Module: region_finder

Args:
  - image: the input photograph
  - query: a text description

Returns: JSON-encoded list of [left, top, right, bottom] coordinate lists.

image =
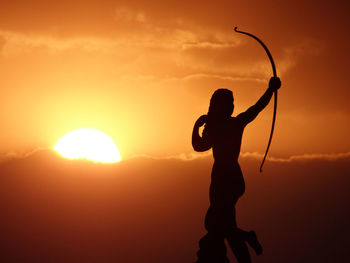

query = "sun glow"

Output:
[[54, 128, 121, 163]]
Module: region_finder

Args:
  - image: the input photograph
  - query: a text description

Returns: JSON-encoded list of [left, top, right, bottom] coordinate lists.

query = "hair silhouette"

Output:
[[192, 77, 281, 262], [208, 89, 234, 118]]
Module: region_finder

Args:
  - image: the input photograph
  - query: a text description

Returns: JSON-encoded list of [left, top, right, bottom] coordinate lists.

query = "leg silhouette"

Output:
[[227, 232, 251, 263], [196, 233, 229, 263]]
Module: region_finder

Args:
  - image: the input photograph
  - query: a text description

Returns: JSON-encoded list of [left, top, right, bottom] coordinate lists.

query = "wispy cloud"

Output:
[[0, 25, 313, 81], [241, 151, 350, 162], [0, 30, 119, 55], [128, 152, 212, 161], [127, 151, 350, 163], [114, 7, 147, 23], [0, 147, 47, 163], [3, 148, 349, 165], [177, 73, 265, 83], [0, 27, 240, 55]]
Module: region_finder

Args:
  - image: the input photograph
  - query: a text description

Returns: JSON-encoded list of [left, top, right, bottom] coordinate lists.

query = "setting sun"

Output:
[[54, 128, 121, 163]]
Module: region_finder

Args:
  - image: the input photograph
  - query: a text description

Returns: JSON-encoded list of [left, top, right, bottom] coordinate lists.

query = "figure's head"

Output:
[[208, 89, 234, 118]]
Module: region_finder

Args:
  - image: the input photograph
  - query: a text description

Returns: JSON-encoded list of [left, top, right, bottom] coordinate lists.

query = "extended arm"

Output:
[[192, 115, 211, 152], [238, 77, 281, 125]]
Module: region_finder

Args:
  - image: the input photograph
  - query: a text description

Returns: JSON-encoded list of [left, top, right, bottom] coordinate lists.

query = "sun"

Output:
[[54, 128, 121, 163]]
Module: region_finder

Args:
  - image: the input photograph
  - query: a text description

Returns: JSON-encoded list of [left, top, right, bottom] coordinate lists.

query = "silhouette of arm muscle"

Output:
[[192, 115, 211, 152], [238, 77, 281, 125]]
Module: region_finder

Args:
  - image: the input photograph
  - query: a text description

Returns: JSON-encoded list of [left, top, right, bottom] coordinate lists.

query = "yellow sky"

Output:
[[0, 0, 349, 159]]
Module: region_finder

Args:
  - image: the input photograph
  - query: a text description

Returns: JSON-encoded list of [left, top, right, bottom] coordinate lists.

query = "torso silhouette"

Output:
[[203, 115, 248, 210], [207, 116, 245, 163]]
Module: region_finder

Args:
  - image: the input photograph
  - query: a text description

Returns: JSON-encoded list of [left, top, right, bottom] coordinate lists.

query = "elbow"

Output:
[[192, 145, 205, 152], [192, 142, 211, 152], [192, 134, 211, 152], [191, 137, 200, 151], [192, 142, 202, 152]]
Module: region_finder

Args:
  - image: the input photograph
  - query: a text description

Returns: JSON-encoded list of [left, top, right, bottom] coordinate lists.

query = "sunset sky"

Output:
[[1, 0, 349, 159], [0, 1, 349, 262]]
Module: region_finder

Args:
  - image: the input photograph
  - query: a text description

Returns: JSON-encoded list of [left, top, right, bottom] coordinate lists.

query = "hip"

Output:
[[210, 162, 246, 203]]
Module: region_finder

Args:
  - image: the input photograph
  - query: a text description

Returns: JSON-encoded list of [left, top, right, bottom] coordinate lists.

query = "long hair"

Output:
[[203, 89, 234, 140]]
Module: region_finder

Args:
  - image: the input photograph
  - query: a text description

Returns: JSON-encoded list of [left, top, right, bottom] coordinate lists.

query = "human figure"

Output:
[[193, 77, 281, 263]]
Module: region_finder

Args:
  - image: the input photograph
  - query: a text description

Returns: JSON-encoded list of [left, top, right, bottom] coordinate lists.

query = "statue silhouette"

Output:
[[192, 77, 281, 263]]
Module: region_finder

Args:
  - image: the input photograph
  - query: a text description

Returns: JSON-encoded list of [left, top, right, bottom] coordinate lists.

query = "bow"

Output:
[[234, 27, 278, 172]]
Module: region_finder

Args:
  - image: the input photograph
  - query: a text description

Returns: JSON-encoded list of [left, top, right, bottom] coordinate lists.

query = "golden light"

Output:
[[54, 128, 121, 163]]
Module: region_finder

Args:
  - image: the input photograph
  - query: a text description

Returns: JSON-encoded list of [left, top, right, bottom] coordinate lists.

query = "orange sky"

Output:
[[0, 0, 349, 159], [1, 2, 350, 262]]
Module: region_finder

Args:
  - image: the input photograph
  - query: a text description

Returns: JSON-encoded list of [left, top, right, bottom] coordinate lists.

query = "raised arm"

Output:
[[192, 115, 211, 152], [237, 77, 281, 125]]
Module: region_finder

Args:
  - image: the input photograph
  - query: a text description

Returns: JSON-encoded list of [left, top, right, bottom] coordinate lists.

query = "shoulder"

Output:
[[232, 114, 243, 122], [232, 114, 246, 127]]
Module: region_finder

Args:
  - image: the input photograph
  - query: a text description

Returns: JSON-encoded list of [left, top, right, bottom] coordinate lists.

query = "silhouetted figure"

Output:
[[193, 77, 281, 263]]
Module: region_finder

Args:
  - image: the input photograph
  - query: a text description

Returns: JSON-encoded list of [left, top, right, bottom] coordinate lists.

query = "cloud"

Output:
[[241, 151, 350, 162], [114, 7, 147, 23], [0, 147, 46, 164], [171, 73, 266, 83], [0, 23, 312, 81], [130, 151, 212, 161], [275, 152, 350, 162], [0, 30, 119, 55], [139, 151, 350, 163], [125, 150, 350, 165], [2, 148, 350, 165], [0, 28, 237, 55], [277, 38, 325, 75]]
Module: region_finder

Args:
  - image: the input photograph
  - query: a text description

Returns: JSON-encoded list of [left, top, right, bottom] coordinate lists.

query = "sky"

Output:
[[0, 0, 349, 159], [0, 0, 350, 262]]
